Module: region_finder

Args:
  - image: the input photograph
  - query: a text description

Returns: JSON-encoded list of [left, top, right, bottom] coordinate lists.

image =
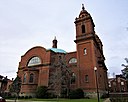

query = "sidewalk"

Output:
[[103, 98, 111, 102], [6, 100, 53, 102]]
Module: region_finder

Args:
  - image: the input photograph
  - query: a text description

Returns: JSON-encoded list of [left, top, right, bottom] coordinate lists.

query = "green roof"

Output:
[[47, 48, 66, 54]]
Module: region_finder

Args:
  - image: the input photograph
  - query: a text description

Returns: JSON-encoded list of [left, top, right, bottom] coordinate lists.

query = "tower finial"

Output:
[[52, 36, 57, 48], [54, 36, 56, 40], [82, 4, 85, 10]]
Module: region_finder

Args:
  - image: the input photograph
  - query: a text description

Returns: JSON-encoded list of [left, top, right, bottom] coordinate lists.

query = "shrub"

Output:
[[85, 96, 90, 99], [69, 88, 84, 99], [101, 93, 109, 99], [20, 96, 24, 99], [61, 88, 68, 98], [36, 86, 49, 98], [24, 96, 29, 99], [28, 96, 32, 99]]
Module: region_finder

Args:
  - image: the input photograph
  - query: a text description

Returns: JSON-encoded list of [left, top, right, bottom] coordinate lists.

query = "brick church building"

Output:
[[17, 5, 108, 97]]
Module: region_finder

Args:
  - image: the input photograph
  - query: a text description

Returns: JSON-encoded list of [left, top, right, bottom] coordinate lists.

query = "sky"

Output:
[[0, 0, 128, 79]]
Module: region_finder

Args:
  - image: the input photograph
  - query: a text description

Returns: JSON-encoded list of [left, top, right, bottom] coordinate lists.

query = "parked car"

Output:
[[0, 96, 6, 102]]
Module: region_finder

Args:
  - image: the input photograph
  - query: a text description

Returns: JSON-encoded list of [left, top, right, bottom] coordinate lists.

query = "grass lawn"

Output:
[[7, 98, 105, 102], [33, 98, 105, 102]]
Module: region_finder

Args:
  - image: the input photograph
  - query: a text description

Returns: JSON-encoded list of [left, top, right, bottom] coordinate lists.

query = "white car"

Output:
[[0, 96, 6, 102]]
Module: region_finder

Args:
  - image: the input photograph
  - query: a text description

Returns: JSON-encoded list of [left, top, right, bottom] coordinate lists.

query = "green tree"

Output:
[[9, 76, 21, 102], [36, 86, 49, 98], [121, 58, 128, 80]]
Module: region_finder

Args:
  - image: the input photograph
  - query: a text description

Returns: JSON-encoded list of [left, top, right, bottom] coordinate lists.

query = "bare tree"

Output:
[[48, 54, 72, 98]]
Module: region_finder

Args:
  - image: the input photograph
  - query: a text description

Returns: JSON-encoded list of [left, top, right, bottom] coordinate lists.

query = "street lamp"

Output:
[[94, 67, 100, 102]]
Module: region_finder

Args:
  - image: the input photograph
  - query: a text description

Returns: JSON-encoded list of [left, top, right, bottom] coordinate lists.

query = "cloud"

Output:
[[0, 0, 128, 78]]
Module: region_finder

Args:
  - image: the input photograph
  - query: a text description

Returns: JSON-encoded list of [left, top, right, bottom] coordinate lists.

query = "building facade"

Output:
[[0, 75, 11, 96], [0, 76, 8, 95], [17, 5, 108, 97], [109, 75, 127, 92]]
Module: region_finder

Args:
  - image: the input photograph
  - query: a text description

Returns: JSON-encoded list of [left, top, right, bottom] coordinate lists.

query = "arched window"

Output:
[[23, 73, 27, 83], [84, 48, 87, 55], [69, 58, 77, 64], [81, 25, 85, 33], [71, 72, 76, 84], [85, 75, 89, 82], [28, 56, 41, 66], [29, 73, 34, 83]]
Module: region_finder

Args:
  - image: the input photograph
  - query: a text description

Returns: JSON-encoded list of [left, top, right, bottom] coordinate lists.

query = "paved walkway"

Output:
[[103, 98, 111, 102], [6, 100, 53, 102], [7, 99, 111, 102]]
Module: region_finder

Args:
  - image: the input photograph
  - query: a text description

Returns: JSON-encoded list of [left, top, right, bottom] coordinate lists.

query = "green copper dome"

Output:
[[47, 48, 66, 54]]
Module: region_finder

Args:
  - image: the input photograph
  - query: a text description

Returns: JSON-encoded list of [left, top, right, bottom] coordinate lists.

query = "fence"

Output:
[[109, 92, 128, 102]]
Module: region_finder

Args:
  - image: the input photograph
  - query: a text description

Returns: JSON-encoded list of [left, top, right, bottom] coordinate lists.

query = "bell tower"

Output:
[[74, 4, 108, 95], [75, 4, 95, 39]]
